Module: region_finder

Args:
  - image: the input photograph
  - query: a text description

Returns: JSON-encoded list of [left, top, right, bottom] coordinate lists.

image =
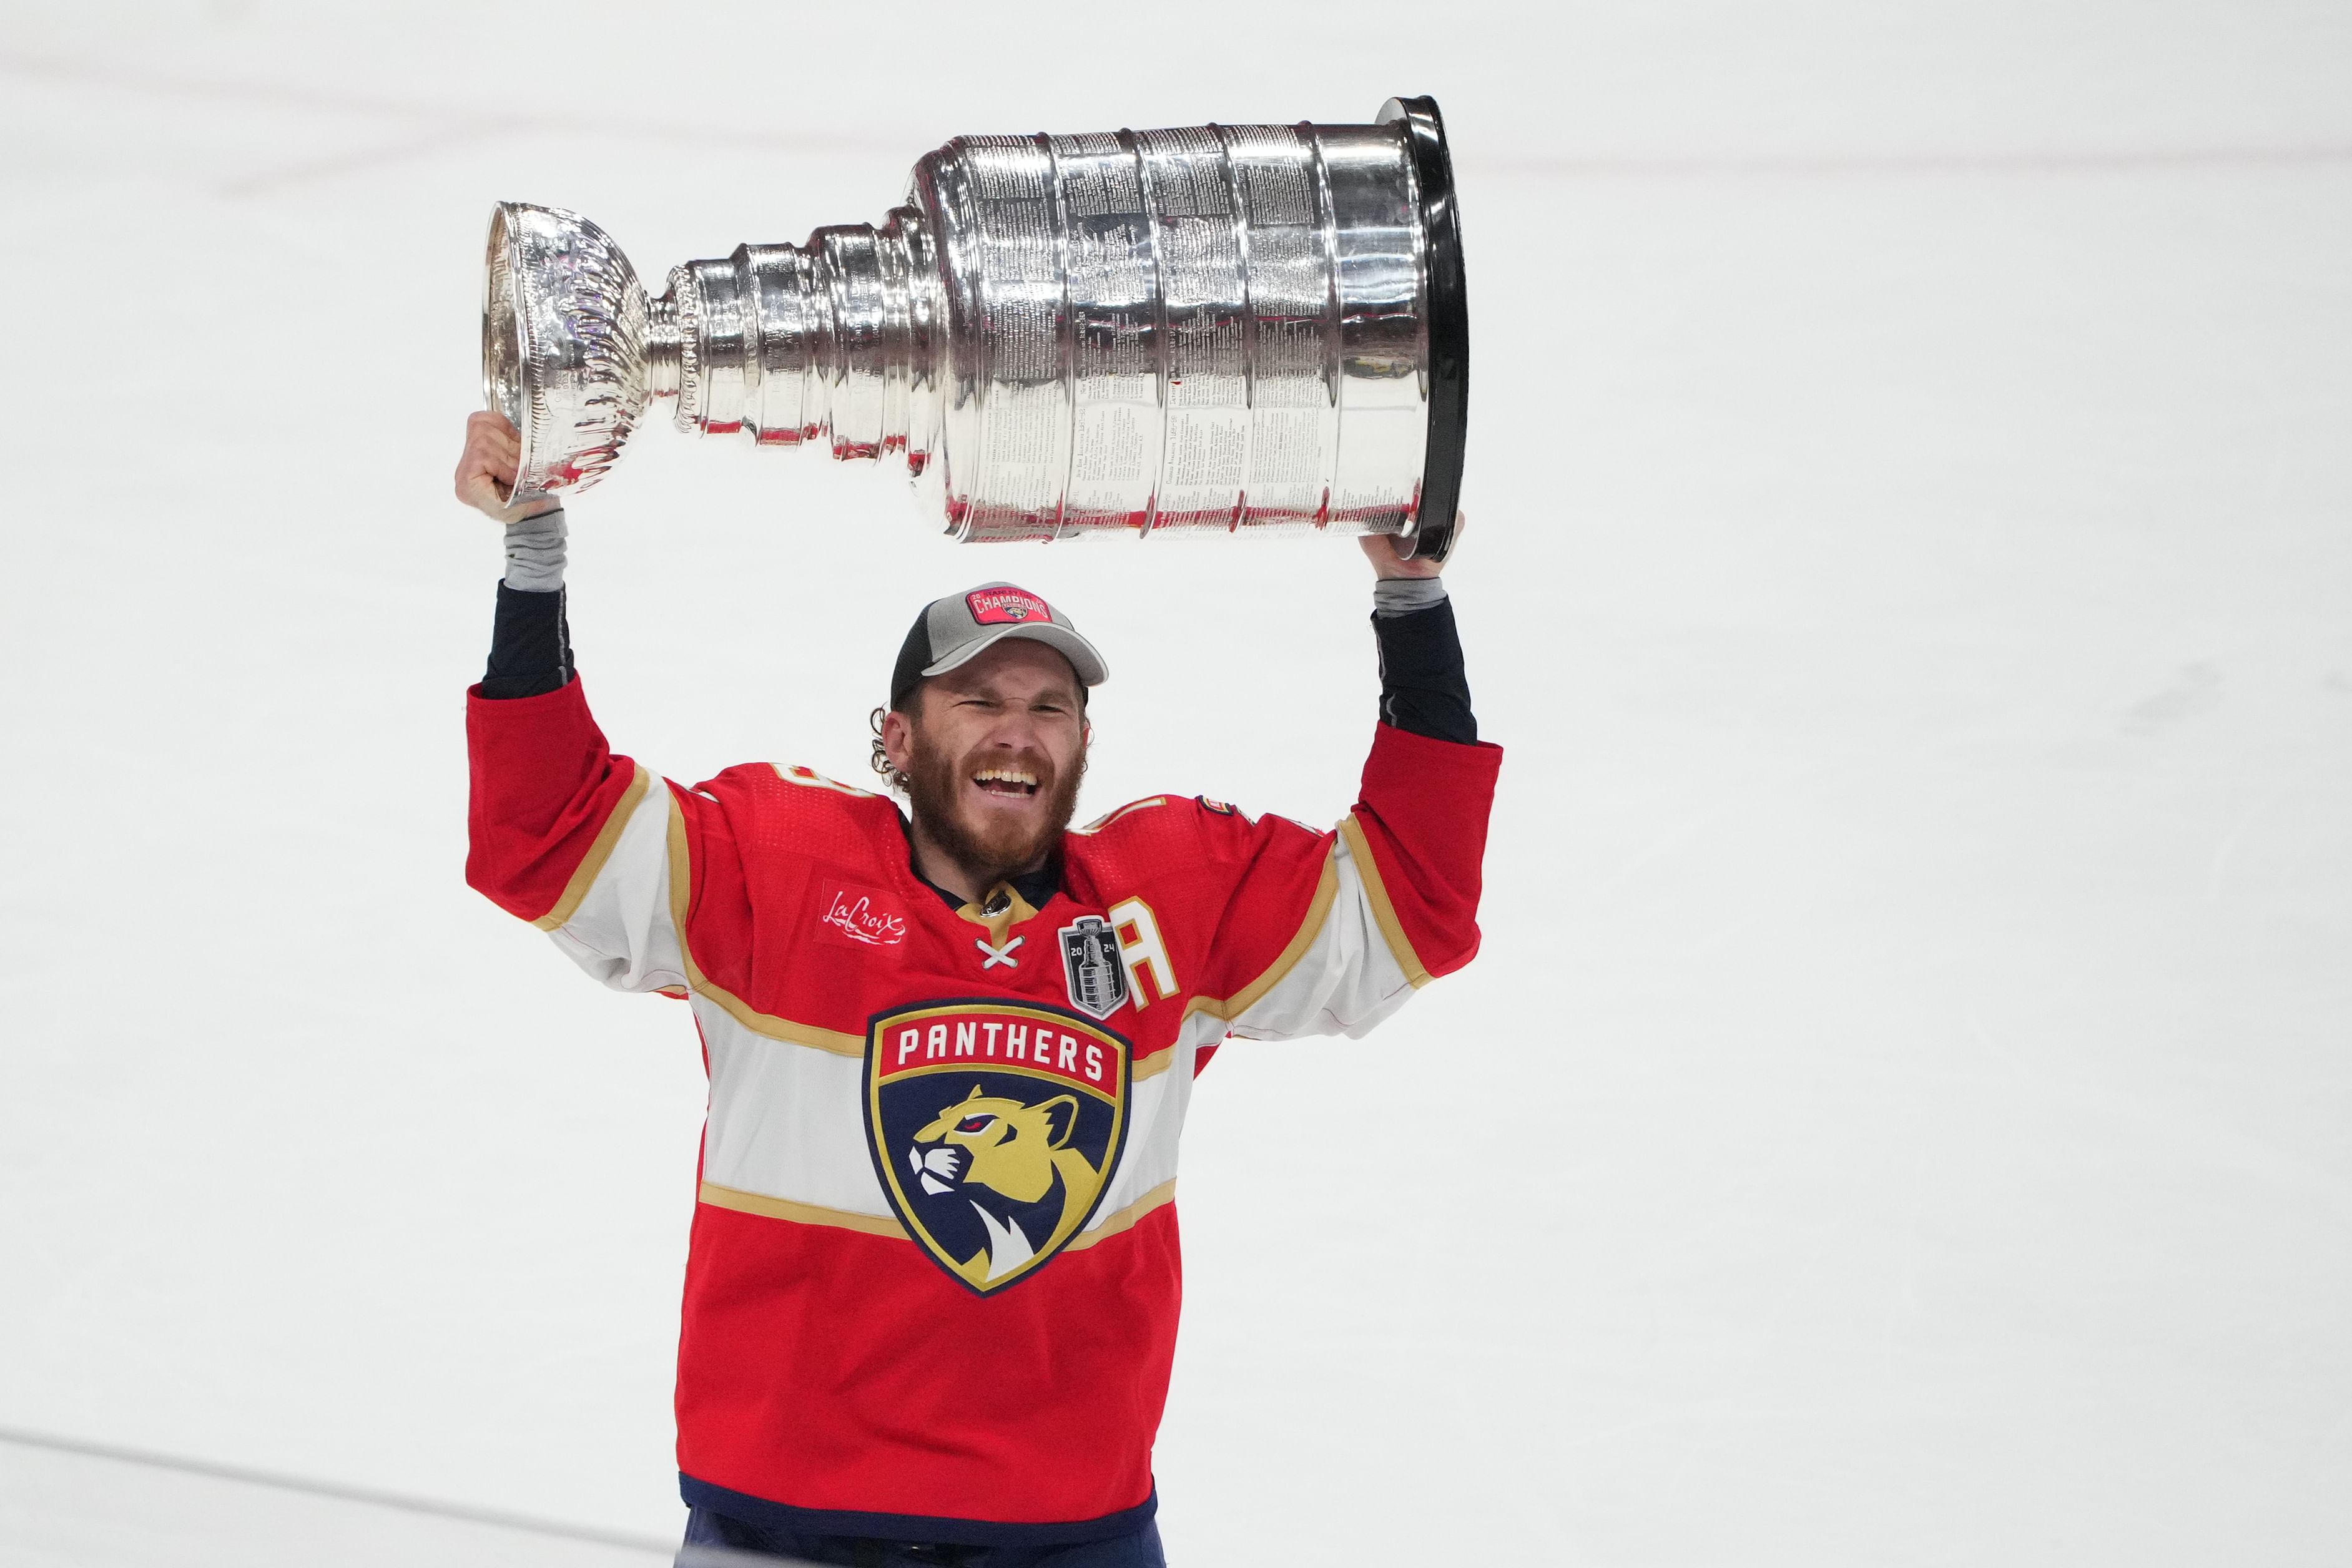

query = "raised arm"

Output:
[[454, 411, 692, 995], [1193, 522, 1501, 1043], [1344, 522, 1493, 979]]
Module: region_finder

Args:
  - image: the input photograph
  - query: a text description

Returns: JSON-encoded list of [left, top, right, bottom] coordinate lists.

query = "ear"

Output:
[[882, 702, 919, 777], [1037, 1095, 1080, 1149]]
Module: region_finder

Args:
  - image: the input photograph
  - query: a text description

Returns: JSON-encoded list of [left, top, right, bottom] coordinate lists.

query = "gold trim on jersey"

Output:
[[1184, 848, 1343, 1023], [664, 798, 868, 1058], [1071, 797, 1168, 835], [1338, 814, 1432, 989], [697, 1182, 908, 1238], [695, 1181, 1173, 1251], [768, 762, 879, 798], [1063, 1178, 1176, 1252], [532, 763, 654, 932]]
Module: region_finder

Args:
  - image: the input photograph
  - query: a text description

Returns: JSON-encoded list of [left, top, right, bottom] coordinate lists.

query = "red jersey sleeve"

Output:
[[466, 676, 723, 995], [1168, 723, 1500, 1042], [466, 677, 643, 925], [1338, 723, 1503, 984]]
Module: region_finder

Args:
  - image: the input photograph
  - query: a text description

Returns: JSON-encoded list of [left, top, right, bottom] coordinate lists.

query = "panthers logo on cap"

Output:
[[865, 1001, 1130, 1295]]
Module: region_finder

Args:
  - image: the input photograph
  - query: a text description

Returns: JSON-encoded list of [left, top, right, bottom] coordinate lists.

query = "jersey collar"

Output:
[[893, 810, 1064, 921]]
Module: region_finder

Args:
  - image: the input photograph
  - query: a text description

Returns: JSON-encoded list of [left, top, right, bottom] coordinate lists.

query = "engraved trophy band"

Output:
[[483, 95, 1466, 557]]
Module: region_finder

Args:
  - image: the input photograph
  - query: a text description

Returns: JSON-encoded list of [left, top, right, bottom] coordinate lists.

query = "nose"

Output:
[[980, 707, 1046, 754]]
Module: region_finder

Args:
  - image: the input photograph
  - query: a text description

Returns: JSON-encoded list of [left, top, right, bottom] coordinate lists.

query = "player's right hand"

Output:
[[455, 410, 564, 523]]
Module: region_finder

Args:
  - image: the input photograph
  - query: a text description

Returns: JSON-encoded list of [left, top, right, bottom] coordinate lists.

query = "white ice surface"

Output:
[[1, 2, 2348, 1564], [0, 1429, 674, 1567]]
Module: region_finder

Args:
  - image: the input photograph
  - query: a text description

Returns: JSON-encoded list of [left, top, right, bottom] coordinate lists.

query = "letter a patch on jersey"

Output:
[[865, 1001, 1131, 1295]]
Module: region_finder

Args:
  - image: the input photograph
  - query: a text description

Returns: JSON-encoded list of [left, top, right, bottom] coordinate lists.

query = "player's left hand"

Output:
[[1359, 511, 1462, 579]]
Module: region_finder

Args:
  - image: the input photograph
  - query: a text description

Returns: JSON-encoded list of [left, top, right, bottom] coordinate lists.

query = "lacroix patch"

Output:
[[967, 587, 1051, 626], [816, 881, 908, 948]]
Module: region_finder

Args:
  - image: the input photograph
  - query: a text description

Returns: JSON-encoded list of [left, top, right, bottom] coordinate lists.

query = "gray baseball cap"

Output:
[[889, 583, 1109, 708]]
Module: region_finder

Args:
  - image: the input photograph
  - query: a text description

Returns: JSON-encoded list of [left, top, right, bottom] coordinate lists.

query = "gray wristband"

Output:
[[1372, 574, 1447, 618], [501, 507, 568, 593]]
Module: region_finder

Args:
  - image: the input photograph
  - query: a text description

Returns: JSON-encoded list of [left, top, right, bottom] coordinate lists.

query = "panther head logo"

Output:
[[907, 1086, 1099, 1282], [866, 1002, 1130, 1294]]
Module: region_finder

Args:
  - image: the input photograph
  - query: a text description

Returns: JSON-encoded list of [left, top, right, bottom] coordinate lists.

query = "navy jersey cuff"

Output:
[[1373, 597, 1476, 744], [480, 580, 573, 700]]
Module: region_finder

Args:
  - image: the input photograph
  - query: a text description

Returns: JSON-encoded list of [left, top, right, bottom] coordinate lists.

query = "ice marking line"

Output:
[[2205, 775, 2299, 902], [12, 52, 2345, 182], [0, 1423, 672, 1552], [0, 50, 899, 157], [217, 124, 503, 198]]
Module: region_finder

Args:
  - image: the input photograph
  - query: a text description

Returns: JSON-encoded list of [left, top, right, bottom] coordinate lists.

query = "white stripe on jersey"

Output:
[[545, 776, 686, 995], [537, 790, 1417, 1244], [698, 997, 1199, 1229], [1221, 831, 1415, 1042]]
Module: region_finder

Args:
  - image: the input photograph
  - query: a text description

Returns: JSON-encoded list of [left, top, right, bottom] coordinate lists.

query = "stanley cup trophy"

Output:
[[483, 96, 1467, 558]]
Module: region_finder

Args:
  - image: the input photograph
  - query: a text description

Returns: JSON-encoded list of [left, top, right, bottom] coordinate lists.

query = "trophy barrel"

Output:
[[913, 97, 1467, 556]]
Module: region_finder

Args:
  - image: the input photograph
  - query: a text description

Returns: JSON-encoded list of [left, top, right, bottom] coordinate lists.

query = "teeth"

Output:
[[973, 768, 1038, 787]]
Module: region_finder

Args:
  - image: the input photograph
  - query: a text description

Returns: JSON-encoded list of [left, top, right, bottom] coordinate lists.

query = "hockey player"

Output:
[[455, 410, 1500, 1566]]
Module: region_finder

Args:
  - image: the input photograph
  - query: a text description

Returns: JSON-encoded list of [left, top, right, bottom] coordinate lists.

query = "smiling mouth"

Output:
[[971, 767, 1040, 801]]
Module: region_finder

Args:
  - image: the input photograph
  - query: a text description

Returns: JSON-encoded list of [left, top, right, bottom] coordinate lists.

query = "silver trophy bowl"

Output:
[[484, 96, 1466, 557]]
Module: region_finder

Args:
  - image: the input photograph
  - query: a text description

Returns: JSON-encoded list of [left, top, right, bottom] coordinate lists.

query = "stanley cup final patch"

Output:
[[1058, 914, 1128, 1021], [865, 1001, 1131, 1295]]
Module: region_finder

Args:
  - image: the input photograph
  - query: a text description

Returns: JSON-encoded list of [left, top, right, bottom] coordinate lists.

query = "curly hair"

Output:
[[868, 705, 910, 795]]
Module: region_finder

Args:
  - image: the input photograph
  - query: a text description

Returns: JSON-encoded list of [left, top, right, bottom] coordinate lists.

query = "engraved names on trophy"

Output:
[[1224, 123, 1337, 531], [1059, 132, 1158, 531], [961, 138, 1066, 542]]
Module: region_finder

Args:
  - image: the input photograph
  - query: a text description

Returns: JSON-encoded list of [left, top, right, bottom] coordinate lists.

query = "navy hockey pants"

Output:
[[677, 1507, 1168, 1567]]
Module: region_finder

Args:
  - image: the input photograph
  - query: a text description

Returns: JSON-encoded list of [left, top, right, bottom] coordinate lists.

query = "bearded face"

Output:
[[890, 640, 1091, 894], [903, 720, 1086, 888]]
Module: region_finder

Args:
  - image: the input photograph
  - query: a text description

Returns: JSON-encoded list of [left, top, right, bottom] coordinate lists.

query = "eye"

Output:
[[956, 1115, 994, 1134]]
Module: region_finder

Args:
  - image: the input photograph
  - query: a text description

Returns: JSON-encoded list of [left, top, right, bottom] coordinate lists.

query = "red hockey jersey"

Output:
[[466, 676, 1500, 1545]]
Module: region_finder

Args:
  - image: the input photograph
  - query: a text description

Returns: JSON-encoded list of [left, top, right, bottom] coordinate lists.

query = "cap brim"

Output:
[[922, 622, 1108, 688]]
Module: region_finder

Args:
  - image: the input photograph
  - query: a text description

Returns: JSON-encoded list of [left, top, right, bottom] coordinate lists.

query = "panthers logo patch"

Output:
[[865, 1001, 1130, 1295]]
